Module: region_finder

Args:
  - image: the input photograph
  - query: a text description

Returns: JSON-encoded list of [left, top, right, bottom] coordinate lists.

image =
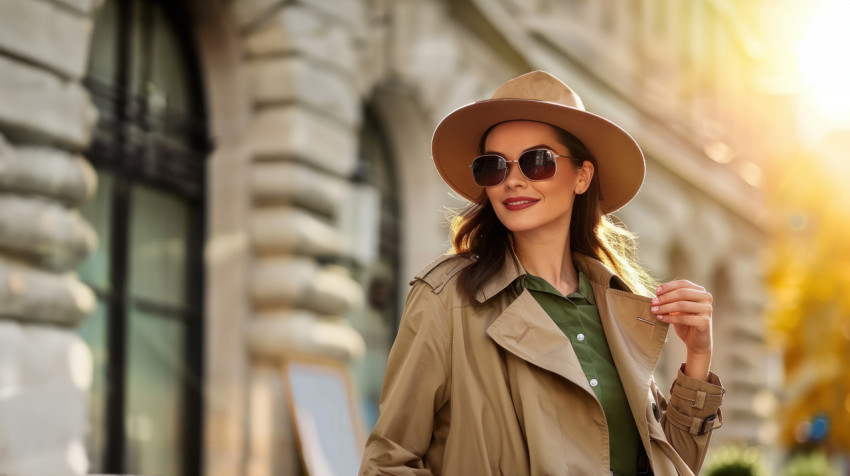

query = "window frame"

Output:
[[80, 0, 209, 473]]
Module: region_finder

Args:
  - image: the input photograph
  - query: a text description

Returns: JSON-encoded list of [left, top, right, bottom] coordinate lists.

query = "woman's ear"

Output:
[[577, 160, 594, 193]]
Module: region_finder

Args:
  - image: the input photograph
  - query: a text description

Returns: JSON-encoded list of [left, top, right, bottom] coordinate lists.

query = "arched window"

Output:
[[76, 0, 209, 474], [348, 107, 403, 428]]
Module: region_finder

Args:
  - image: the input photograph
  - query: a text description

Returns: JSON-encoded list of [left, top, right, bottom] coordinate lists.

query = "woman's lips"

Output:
[[503, 197, 540, 211]]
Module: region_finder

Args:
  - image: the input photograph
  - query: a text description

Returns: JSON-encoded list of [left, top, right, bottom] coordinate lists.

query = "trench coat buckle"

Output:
[[697, 413, 719, 435]]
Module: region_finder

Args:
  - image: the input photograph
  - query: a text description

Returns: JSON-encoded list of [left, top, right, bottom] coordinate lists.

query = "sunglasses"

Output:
[[469, 149, 573, 187]]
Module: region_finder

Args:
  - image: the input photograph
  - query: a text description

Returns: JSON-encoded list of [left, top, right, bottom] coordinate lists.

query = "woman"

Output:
[[359, 71, 724, 476]]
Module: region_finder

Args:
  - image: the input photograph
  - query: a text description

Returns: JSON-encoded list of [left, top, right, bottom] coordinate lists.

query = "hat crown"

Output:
[[489, 70, 585, 110]]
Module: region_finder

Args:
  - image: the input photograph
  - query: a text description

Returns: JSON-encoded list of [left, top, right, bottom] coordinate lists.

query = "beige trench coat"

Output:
[[360, 251, 724, 476]]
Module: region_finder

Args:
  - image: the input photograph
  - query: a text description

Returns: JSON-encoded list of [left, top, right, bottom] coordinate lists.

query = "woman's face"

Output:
[[482, 121, 593, 236]]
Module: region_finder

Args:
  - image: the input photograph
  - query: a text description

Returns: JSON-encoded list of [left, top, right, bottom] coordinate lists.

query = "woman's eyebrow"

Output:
[[483, 144, 554, 155]]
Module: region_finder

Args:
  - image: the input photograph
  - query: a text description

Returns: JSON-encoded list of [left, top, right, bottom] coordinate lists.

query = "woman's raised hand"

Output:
[[650, 280, 713, 381]]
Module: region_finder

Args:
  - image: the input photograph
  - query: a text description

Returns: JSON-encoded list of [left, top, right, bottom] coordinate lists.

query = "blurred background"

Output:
[[0, 0, 848, 474]]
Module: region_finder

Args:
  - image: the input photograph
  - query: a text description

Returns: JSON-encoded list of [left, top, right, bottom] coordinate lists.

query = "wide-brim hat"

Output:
[[431, 70, 645, 214]]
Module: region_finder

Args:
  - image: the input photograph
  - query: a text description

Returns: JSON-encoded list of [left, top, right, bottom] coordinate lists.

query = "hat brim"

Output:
[[431, 98, 645, 214]]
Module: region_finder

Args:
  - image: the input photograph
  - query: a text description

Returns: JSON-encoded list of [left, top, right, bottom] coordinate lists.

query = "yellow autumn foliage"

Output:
[[765, 130, 850, 450]]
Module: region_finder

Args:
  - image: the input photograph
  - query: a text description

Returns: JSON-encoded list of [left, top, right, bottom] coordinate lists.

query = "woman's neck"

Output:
[[512, 226, 579, 295]]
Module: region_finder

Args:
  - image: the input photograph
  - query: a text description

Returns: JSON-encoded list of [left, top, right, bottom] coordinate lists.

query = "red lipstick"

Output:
[[503, 196, 540, 211]]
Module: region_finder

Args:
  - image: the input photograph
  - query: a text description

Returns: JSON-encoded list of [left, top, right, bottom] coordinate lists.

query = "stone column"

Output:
[[0, 0, 100, 474], [232, 1, 368, 474], [714, 249, 774, 446]]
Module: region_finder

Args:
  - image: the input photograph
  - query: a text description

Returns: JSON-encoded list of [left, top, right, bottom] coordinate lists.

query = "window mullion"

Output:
[[103, 0, 134, 471]]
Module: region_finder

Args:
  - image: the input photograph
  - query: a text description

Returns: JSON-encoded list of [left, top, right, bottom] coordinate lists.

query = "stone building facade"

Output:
[[0, 0, 784, 474]]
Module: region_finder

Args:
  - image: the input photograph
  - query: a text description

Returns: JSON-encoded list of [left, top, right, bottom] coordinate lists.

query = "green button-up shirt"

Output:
[[521, 270, 641, 475]]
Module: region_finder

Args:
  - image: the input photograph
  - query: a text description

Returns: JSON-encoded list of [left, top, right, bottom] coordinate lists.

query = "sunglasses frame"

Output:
[[469, 149, 573, 187]]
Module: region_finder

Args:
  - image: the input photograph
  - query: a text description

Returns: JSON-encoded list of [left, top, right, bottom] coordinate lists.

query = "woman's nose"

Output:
[[503, 162, 527, 188]]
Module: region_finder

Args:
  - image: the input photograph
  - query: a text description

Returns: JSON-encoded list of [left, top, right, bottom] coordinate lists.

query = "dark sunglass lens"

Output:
[[519, 150, 557, 180], [471, 155, 507, 186]]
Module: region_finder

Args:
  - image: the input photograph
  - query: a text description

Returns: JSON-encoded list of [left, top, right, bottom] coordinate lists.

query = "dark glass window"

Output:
[[348, 108, 402, 429], [77, 0, 208, 474]]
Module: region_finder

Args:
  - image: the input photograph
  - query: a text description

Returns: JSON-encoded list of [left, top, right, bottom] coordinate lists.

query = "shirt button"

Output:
[[590, 378, 598, 387], [576, 333, 585, 342]]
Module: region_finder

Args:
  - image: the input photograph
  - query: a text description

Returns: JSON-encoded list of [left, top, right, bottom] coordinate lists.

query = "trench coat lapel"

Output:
[[486, 288, 596, 396], [478, 251, 670, 456], [579, 253, 669, 462]]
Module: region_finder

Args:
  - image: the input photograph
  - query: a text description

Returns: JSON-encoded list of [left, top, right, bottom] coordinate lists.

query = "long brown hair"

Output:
[[449, 122, 659, 300]]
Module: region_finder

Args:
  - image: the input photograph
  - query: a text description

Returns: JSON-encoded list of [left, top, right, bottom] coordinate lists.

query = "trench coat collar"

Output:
[[474, 249, 634, 303], [481, 249, 670, 458]]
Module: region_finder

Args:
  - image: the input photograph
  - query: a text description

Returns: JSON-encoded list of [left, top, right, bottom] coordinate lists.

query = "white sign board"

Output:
[[282, 359, 366, 476]]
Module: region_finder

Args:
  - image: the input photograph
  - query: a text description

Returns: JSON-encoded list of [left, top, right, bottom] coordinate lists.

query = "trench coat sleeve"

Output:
[[653, 363, 725, 474], [359, 281, 452, 476]]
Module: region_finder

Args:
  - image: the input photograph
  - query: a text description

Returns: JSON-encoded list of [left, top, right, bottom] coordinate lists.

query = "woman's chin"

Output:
[[501, 219, 544, 234], [499, 213, 570, 236]]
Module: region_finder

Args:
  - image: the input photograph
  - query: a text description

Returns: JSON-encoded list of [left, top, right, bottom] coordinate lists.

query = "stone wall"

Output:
[[0, 0, 101, 474], [231, 1, 370, 474]]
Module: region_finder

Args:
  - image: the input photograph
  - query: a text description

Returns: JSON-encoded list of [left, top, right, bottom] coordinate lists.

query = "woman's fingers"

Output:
[[651, 281, 713, 316], [654, 286, 711, 304], [656, 279, 705, 295], [650, 299, 711, 316], [654, 280, 715, 355]]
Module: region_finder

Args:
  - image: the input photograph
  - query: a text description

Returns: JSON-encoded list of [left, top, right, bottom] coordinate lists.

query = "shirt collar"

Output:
[[577, 269, 595, 303], [521, 270, 596, 305]]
